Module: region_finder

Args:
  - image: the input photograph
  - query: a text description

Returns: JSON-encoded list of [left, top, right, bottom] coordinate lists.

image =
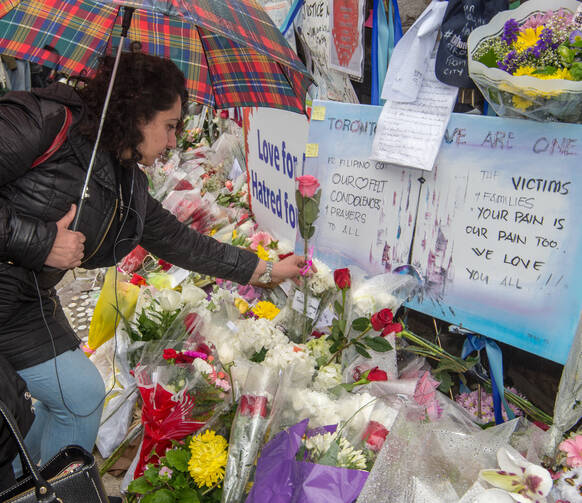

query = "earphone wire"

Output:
[[34, 166, 137, 418]]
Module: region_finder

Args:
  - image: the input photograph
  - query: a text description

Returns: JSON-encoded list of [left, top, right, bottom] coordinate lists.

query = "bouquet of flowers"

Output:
[[246, 419, 369, 503], [127, 429, 229, 503], [221, 364, 279, 503], [468, 0, 582, 122]]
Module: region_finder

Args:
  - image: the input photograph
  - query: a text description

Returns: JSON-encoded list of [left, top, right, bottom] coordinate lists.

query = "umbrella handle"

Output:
[[72, 7, 135, 231]]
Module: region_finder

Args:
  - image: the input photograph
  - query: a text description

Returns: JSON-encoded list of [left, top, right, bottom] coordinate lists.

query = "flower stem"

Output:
[[325, 326, 372, 367]]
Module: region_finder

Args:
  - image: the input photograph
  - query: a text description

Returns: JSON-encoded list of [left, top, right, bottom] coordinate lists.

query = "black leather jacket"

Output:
[[0, 84, 258, 369]]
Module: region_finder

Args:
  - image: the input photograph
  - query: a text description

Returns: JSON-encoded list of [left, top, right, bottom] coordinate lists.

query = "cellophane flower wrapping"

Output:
[[221, 364, 280, 503], [356, 397, 541, 503], [280, 259, 336, 343], [468, 0, 582, 123], [247, 419, 369, 503], [131, 305, 231, 479]]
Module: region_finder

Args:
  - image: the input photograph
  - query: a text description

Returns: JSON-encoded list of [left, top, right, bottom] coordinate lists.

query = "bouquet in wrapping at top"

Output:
[[221, 364, 279, 503], [468, 0, 582, 122]]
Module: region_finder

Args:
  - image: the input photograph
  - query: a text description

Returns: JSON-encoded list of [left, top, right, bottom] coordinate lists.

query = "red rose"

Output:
[[333, 268, 351, 290], [296, 175, 320, 198], [174, 179, 193, 191], [367, 367, 388, 382], [370, 308, 394, 331], [184, 313, 201, 335], [311, 330, 325, 339], [130, 274, 147, 286], [163, 348, 178, 361], [225, 180, 233, 191], [278, 252, 294, 261], [158, 259, 173, 271], [220, 110, 229, 119], [362, 420, 389, 452], [381, 322, 402, 336], [239, 394, 268, 418], [195, 343, 212, 356]]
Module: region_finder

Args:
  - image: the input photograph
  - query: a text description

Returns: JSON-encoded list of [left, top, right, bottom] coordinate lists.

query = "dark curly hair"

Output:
[[78, 51, 188, 166]]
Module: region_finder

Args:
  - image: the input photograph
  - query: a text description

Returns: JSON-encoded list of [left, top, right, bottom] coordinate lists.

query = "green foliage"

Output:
[[166, 449, 190, 472], [363, 336, 393, 352], [477, 48, 499, 68], [250, 347, 268, 363], [317, 439, 340, 467], [351, 317, 370, 332], [571, 62, 582, 81], [124, 301, 181, 343]]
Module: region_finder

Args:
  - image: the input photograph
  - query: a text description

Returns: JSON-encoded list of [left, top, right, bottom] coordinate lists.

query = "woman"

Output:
[[0, 52, 306, 466]]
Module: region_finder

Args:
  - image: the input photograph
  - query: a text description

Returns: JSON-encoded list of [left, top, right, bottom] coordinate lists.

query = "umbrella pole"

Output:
[[72, 6, 135, 231]]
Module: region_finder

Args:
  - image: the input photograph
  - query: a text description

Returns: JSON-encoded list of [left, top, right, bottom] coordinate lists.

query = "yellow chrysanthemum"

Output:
[[513, 26, 543, 52], [512, 94, 533, 110], [513, 66, 536, 77], [535, 68, 573, 80], [232, 229, 238, 240], [188, 430, 228, 488], [252, 301, 280, 320], [209, 228, 217, 236], [256, 245, 270, 261], [234, 298, 249, 314]]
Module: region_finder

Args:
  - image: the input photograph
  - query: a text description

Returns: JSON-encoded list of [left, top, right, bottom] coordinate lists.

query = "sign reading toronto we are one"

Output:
[[303, 100, 582, 364]]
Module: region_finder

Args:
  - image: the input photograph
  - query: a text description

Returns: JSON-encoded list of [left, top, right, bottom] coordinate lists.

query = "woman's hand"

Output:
[[45, 204, 86, 270], [249, 254, 316, 287]]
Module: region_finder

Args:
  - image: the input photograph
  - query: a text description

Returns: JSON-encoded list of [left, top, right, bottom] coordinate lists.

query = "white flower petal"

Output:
[[472, 488, 516, 503], [523, 464, 552, 497], [497, 446, 529, 474]]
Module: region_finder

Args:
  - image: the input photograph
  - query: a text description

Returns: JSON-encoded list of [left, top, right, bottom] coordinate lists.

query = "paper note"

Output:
[[311, 105, 326, 121], [292, 290, 320, 319], [371, 59, 458, 171], [305, 143, 319, 157]]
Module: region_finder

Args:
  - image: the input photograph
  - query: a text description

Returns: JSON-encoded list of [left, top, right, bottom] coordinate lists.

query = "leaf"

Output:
[[571, 62, 582, 80], [303, 198, 320, 224], [437, 371, 452, 394], [175, 488, 201, 503], [250, 347, 268, 363], [317, 440, 340, 466], [144, 465, 161, 485], [364, 336, 393, 352], [532, 65, 557, 75], [295, 189, 304, 207], [351, 317, 370, 331], [477, 47, 498, 68], [143, 489, 175, 503], [313, 189, 322, 204], [334, 300, 344, 316], [354, 344, 371, 359], [306, 225, 315, 239], [165, 449, 190, 472], [128, 476, 153, 495]]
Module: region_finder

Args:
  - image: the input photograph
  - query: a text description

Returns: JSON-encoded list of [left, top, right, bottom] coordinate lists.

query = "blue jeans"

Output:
[[15, 349, 105, 467]]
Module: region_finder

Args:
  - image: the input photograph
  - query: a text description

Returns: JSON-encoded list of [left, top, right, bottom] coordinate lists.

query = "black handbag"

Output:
[[0, 400, 109, 503]]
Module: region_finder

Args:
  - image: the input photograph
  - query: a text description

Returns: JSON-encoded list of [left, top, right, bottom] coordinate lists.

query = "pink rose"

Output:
[[297, 175, 320, 198]]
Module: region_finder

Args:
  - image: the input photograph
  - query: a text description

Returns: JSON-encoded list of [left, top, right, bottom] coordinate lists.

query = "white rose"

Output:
[[181, 284, 207, 306], [193, 358, 213, 375], [157, 289, 182, 311]]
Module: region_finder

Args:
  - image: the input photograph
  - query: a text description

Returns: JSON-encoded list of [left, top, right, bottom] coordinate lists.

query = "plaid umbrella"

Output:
[[0, 0, 312, 112]]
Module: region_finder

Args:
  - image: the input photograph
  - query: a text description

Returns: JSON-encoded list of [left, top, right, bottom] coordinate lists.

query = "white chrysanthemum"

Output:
[[352, 289, 399, 316], [306, 336, 333, 363], [313, 364, 342, 392], [262, 343, 316, 383], [336, 437, 367, 470], [291, 389, 339, 427], [307, 259, 335, 296], [277, 239, 294, 255], [305, 432, 336, 456], [237, 220, 255, 237], [235, 318, 288, 356]]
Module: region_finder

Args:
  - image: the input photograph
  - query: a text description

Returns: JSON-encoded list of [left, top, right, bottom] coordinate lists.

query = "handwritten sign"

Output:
[[302, 99, 582, 363], [244, 107, 309, 245], [372, 59, 458, 171]]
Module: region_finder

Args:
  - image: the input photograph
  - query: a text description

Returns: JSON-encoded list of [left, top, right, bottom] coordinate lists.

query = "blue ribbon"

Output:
[[460, 332, 515, 424], [280, 0, 304, 36], [371, 0, 380, 104]]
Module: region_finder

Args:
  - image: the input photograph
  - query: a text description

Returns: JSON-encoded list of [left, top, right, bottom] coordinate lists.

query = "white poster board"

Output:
[[244, 107, 309, 245]]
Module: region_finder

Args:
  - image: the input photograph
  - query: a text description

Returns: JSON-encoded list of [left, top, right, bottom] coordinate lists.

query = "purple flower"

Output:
[[183, 350, 208, 360], [498, 50, 518, 73], [501, 18, 520, 45], [570, 29, 582, 44], [527, 27, 555, 58]]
